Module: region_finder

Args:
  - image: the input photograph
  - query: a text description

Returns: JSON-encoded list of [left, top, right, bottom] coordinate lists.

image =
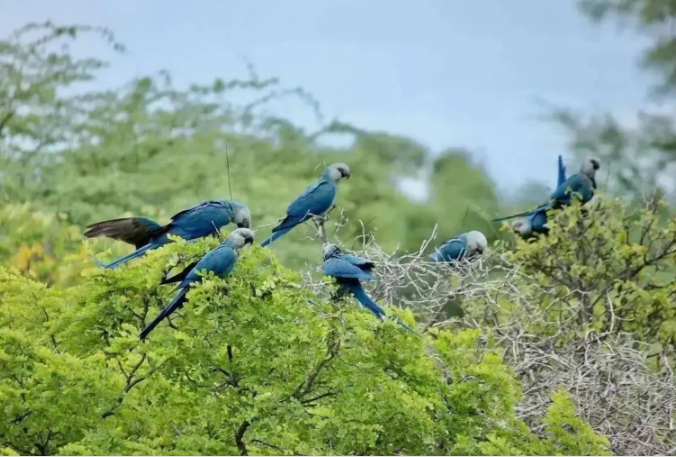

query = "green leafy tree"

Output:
[[0, 20, 619, 456], [0, 225, 609, 455], [0, 203, 87, 285], [460, 197, 676, 454]]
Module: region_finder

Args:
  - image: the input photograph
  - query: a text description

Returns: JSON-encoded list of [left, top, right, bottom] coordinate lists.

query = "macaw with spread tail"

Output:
[[139, 228, 255, 340], [261, 163, 350, 247], [85, 200, 251, 269], [429, 231, 488, 263], [495, 157, 600, 237], [513, 154, 567, 238], [322, 244, 418, 336]]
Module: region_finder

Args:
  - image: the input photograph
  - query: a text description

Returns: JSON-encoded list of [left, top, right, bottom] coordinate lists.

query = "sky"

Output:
[[0, 0, 653, 198]]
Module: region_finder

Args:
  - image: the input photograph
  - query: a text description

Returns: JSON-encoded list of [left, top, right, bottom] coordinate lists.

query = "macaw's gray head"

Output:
[[226, 228, 255, 249], [322, 243, 341, 260], [231, 201, 252, 228], [323, 163, 351, 183], [512, 219, 531, 236], [465, 230, 488, 255], [581, 157, 601, 177]]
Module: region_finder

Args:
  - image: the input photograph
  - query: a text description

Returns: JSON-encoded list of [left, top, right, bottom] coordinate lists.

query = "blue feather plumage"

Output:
[[323, 245, 419, 336], [429, 237, 468, 262], [261, 176, 337, 247], [88, 200, 248, 269], [494, 156, 595, 225], [140, 242, 239, 340]]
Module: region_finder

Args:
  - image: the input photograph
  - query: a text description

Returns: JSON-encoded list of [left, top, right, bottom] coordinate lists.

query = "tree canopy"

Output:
[[2, 10, 676, 456]]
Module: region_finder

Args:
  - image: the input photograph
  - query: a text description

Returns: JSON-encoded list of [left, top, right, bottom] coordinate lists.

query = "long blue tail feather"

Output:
[[260, 227, 292, 247], [140, 287, 188, 340], [493, 210, 534, 222], [494, 203, 551, 223], [557, 155, 566, 187], [345, 283, 420, 337], [94, 243, 158, 270], [346, 282, 387, 319]]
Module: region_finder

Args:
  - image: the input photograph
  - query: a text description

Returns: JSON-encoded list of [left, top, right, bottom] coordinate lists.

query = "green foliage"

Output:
[[537, 390, 611, 456], [492, 197, 676, 358], [0, 224, 609, 455], [0, 21, 614, 456], [477, 391, 611, 456], [458, 197, 676, 454], [0, 203, 87, 285]]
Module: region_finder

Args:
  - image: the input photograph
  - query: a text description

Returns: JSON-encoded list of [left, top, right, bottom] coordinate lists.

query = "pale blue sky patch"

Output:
[[0, 0, 651, 195]]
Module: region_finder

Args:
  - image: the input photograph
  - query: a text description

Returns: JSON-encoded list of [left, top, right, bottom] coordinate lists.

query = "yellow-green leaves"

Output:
[[0, 231, 608, 455]]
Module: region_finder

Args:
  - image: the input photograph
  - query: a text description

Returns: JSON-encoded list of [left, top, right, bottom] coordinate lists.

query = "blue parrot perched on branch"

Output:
[[260, 163, 350, 247], [429, 231, 488, 263], [139, 228, 255, 340], [85, 200, 251, 269], [494, 157, 600, 236], [512, 154, 567, 238], [322, 244, 418, 336]]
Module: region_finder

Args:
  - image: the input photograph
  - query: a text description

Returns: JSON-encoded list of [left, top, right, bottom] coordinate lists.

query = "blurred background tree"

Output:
[[0, 22, 500, 270], [542, 0, 676, 203]]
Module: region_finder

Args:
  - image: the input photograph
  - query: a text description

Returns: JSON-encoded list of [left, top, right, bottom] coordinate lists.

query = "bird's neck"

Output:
[[321, 173, 338, 184]]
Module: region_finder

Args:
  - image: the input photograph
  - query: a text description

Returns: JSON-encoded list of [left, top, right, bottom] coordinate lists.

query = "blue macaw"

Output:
[[513, 154, 568, 238], [85, 200, 251, 269], [139, 228, 255, 340], [322, 244, 418, 336], [429, 231, 488, 262], [494, 157, 600, 231], [260, 163, 350, 247]]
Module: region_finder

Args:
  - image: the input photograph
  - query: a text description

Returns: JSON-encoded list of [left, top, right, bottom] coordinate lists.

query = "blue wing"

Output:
[[341, 254, 375, 273], [550, 173, 586, 206], [529, 211, 548, 233], [261, 179, 337, 247], [170, 200, 225, 221], [431, 238, 467, 262], [140, 245, 236, 340], [557, 155, 566, 188], [169, 201, 232, 240], [497, 172, 591, 223], [280, 179, 336, 227], [324, 257, 374, 280], [161, 261, 199, 285], [84, 216, 164, 249], [179, 245, 237, 288]]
